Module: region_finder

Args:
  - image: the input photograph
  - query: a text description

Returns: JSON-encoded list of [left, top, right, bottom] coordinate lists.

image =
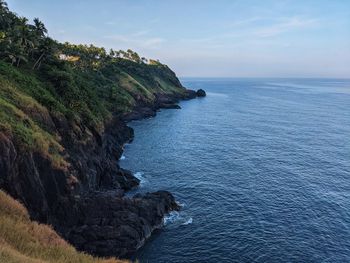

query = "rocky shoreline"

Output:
[[0, 4, 207, 258], [0, 88, 204, 258], [61, 89, 201, 258]]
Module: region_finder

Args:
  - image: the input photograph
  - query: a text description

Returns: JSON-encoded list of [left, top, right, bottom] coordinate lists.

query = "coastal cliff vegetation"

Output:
[[0, 0, 194, 260], [0, 0, 188, 169]]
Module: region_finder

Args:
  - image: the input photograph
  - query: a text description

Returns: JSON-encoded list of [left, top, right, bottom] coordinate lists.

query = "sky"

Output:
[[6, 0, 350, 78]]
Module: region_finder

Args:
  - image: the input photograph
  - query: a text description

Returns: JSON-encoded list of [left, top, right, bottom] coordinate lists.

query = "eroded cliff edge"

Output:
[[0, 2, 206, 258], [0, 59, 199, 258]]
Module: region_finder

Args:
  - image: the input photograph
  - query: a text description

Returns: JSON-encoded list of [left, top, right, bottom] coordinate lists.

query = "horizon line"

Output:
[[179, 76, 350, 80]]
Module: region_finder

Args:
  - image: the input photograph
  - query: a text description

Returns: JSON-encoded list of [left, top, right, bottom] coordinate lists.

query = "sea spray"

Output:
[[134, 172, 147, 185], [182, 218, 193, 225], [163, 211, 193, 226]]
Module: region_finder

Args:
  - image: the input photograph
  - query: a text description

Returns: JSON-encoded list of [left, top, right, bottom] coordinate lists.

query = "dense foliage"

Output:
[[0, 0, 148, 68], [0, 0, 186, 168]]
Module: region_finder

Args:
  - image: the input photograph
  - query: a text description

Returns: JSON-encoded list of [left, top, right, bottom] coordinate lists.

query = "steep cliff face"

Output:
[[0, 190, 127, 262], [0, 114, 181, 258], [0, 2, 201, 257], [0, 117, 135, 223], [0, 58, 196, 257]]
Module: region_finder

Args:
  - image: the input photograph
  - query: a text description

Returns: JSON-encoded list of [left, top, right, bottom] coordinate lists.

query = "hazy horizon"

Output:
[[7, 0, 350, 78]]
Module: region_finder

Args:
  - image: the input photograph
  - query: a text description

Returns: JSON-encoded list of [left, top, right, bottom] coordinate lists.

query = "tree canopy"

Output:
[[0, 0, 156, 70]]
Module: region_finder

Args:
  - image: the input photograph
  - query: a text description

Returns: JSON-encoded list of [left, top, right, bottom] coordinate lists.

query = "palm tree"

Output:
[[12, 17, 34, 66], [30, 18, 49, 69], [0, 1, 9, 28], [33, 18, 47, 37], [33, 38, 58, 69]]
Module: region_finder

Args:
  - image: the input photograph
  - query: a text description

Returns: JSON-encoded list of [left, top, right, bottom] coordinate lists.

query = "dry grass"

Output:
[[118, 72, 154, 102], [0, 78, 68, 170], [0, 190, 128, 263]]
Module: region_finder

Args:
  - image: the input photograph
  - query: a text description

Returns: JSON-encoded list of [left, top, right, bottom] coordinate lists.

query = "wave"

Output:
[[134, 172, 147, 185], [176, 201, 186, 208], [182, 217, 193, 225], [119, 154, 126, 160], [163, 211, 180, 225], [163, 211, 193, 226]]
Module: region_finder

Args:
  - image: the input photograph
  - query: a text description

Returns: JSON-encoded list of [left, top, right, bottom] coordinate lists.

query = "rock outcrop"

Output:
[[122, 90, 195, 121], [196, 89, 206, 97], [65, 191, 179, 257], [0, 91, 194, 258]]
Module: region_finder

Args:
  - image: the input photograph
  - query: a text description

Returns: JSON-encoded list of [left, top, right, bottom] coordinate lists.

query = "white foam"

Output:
[[182, 217, 193, 225], [176, 201, 186, 208], [163, 211, 193, 227], [134, 172, 147, 185], [119, 155, 126, 160], [163, 211, 180, 225]]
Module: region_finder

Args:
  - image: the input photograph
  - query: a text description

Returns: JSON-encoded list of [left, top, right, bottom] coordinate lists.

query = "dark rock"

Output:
[[159, 103, 181, 109], [115, 168, 140, 191], [183, 89, 197, 99], [155, 93, 179, 105], [155, 93, 182, 109], [0, 113, 182, 259], [122, 91, 197, 121], [122, 107, 156, 121], [0, 133, 16, 187], [65, 190, 179, 258], [0, 90, 192, 258], [196, 89, 206, 97]]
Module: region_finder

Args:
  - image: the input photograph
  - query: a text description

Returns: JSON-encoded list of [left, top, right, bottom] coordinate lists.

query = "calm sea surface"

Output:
[[121, 78, 350, 263]]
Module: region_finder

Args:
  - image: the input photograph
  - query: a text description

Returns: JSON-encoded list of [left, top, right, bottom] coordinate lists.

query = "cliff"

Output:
[[0, 190, 128, 262], [0, 2, 203, 258], [0, 56, 198, 257]]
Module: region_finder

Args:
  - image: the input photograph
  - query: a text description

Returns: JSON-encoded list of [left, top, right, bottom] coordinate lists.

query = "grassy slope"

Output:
[[0, 64, 68, 169], [0, 58, 186, 170], [0, 52, 186, 263], [0, 190, 127, 263], [0, 59, 185, 261]]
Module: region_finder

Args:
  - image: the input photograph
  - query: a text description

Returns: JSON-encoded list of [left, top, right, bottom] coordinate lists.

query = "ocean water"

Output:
[[121, 78, 350, 263]]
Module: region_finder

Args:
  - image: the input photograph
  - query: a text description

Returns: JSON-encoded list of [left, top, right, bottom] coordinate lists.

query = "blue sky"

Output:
[[6, 0, 350, 77]]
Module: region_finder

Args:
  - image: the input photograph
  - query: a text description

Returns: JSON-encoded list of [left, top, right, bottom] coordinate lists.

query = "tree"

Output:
[[12, 17, 35, 66], [141, 57, 148, 64], [0, 0, 9, 28], [109, 49, 115, 58], [0, 1, 155, 70], [33, 18, 47, 37]]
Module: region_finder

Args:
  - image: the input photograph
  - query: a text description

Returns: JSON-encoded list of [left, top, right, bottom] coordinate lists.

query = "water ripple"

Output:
[[124, 79, 350, 263]]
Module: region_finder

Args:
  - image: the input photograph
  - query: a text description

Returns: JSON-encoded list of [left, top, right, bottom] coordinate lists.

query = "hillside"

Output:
[[0, 190, 126, 263], [0, 0, 199, 259], [0, 57, 193, 171]]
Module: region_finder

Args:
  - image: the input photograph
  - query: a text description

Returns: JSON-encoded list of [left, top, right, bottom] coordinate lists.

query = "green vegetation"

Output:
[[0, 190, 127, 263], [0, 0, 187, 169]]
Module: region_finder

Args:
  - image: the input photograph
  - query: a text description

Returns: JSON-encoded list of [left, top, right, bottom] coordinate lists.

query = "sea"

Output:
[[120, 78, 350, 263]]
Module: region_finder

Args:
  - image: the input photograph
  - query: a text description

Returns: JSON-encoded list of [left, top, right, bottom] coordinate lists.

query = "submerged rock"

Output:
[[196, 89, 206, 97]]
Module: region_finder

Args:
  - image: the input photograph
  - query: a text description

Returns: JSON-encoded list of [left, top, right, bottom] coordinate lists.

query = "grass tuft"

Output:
[[0, 190, 128, 263]]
